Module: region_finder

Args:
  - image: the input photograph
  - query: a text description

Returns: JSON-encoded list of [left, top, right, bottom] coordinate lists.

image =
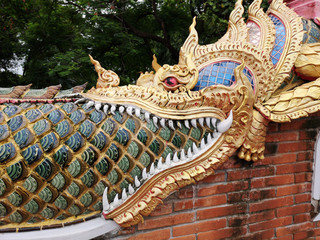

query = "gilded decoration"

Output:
[[1, 0, 320, 234]]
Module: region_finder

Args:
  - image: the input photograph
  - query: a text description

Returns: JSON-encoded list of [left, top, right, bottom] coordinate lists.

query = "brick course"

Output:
[[115, 115, 320, 239]]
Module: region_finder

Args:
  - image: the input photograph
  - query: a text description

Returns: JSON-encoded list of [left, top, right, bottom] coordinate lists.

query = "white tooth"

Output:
[[142, 168, 147, 179], [198, 118, 204, 127], [122, 189, 127, 200], [177, 122, 182, 129], [145, 112, 150, 123], [173, 152, 179, 162], [110, 105, 116, 115], [217, 110, 233, 133], [119, 106, 125, 114], [191, 119, 197, 128], [160, 118, 166, 128], [75, 98, 86, 104], [168, 120, 175, 130], [200, 138, 206, 149], [184, 120, 190, 129], [128, 184, 134, 195], [193, 142, 199, 154], [180, 150, 186, 161], [165, 153, 171, 165], [103, 105, 109, 114], [134, 176, 140, 187], [126, 106, 133, 116], [95, 102, 102, 111], [150, 163, 155, 174], [187, 148, 193, 158], [206, 117, 211, 127], [157, 157, 163, 169], [153, 116, 158, 126], [135, 108, 141, 117], [211, 118, 217, 128], [87, 101, 94, 108], [114, 194, 119, 205], [207, 133, 213, 144], [213, 131, 219, 138], [102, 187, 109, 212]]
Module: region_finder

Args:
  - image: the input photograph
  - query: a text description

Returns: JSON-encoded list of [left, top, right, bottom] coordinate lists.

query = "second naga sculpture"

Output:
[[0, 0, 320, 233]]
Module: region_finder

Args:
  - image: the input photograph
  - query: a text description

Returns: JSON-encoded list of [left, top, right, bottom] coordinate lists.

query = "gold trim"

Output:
[[266, 0, 304, 98], [247, 0, 276, 54], [218, 0, 248, 43], [104, 63, 255, 226], [257, 78, 320, 122]]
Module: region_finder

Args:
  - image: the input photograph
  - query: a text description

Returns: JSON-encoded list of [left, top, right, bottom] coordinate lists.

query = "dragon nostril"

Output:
[[164, 77, 178, 87]]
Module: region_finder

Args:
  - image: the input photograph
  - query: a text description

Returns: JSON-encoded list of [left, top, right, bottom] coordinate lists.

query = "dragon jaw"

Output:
[[99, 106, 233, 215], [80, 60, 254, 226], [79, 94, 245, 226]]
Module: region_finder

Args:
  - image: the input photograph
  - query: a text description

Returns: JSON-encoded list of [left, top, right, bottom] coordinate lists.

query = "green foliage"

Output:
[[0, 0, 269, 88]]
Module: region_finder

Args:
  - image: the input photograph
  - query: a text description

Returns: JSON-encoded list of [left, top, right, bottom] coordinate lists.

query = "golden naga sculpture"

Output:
[[1, 0, 320, 238]]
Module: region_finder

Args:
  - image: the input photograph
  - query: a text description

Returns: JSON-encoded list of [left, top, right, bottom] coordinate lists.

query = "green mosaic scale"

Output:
[[0, 101, 213, 229]]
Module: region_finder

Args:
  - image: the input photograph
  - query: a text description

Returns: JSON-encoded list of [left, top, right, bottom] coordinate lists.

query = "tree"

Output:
[[0, 0, 29, 86], [0, 0, 269, 88]]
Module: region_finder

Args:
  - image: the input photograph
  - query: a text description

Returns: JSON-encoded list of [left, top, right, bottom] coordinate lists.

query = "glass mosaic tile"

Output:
[[247, 21, 261, 46], [193, 61, 254, 91], [269, 14, 286, 65]]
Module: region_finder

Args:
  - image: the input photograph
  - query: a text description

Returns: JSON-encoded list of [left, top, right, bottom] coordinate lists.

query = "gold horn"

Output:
[[89, 55, 120, 88], [152, 55, 162, 72]]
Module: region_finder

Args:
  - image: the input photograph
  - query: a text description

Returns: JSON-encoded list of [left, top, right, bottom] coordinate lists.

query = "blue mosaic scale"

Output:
[[0, 101, 216, 229]]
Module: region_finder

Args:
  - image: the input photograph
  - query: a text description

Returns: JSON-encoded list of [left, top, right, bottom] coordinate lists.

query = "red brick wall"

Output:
[[117, 114, 320, 240]]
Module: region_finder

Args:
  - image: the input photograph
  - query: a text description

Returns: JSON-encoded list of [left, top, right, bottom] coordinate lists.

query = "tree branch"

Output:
[[100, 13, 179, 59], [57, 0, 179, 60]]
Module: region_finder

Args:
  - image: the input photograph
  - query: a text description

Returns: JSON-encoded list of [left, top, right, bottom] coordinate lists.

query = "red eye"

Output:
[[164, 77, 178, 87]]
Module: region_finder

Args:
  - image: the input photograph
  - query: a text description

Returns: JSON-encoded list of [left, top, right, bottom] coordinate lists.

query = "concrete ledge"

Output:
[[0, 216, 120, 240]]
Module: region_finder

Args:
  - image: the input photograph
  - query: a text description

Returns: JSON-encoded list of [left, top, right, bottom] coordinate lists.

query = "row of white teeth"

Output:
[[102, 111, 233, 214], [85, 100, 231, 132]]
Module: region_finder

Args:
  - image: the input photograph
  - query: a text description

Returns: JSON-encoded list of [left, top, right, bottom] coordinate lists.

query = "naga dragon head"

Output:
[[82, 0, 320, 227]]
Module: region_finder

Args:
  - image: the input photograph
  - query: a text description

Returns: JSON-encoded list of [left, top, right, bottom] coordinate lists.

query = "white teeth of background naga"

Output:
[[135, 108, 141, 117], [95, 102, 102, 111], [93, 101, 231, 131], [126, 106, 133, 116], [110, 105, 116, 115], [119, 106, 125, 114], [87, 101, 95, 108], [103, 105, 109, 114], [91, 101, 234, 213]]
